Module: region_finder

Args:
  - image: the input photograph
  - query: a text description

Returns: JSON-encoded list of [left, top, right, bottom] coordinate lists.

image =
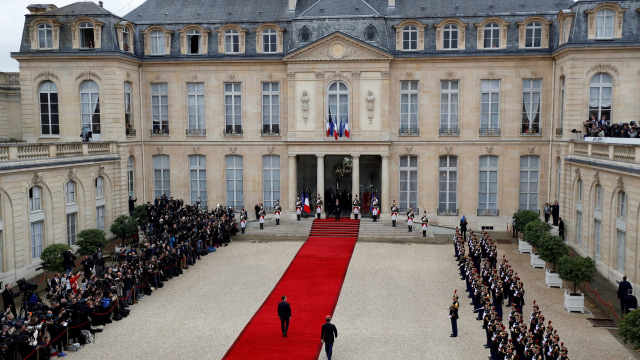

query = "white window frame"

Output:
[[79, 22, 94, 48], [399, 155, 418, 210], [263, 155, 281, 210], [95, 176, 104, 199], [400, 80, 419, 134], [596, 9, 614, 39], [589, 73, 612, 122], [81, 80, 101, 135], [478, 155, 498, 210], [481, 79, 501, 131], [31, 221, 43, 259], [225, 82, 242, 134], [618, 191, 627, 218], [440, 80, 459, 132], [525, 22, 542, 48], [226, 155, 244, 209], [187, 82, 205, 131], [38, 23, 53, 49], [402, 26, 418, 51], [443, 24, 458, 49], [153, 155, 171, 198], [225, 29, 239, 54], [594, 219, 601, 262], [519, 156, 539, 211], [559, 77, 565, 131], [187, 29, 201, 54], [522, 79, 542, 134], [189, 155, 207, 206], [124, 82, 132, 132], [127, 157, 135, 198], [595, 185, 603, 211], [67, 213, 77, 246], [484, 23, 500, 49], [576, 210, 582, 245], [577, 179, 583, 203], [262, 82, 280, 134], [327, 81, 349, 132], [151, 83, 169, 134], [438, 156, 458, 213], [617, 229, 626, 271], [262, 28, 277, 53], [65, 181, 76, 205], [29, 186, 42, 212], [151, 30, 164, 55], [96, 205, 105, 231], [39, 81, 59, 136]]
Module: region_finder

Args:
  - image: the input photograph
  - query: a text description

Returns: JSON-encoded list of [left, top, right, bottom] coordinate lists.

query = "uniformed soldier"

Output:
[[295, 196, 302, 221], [371, 196, 379, 222], [390, 200, 399, 227], [258, 205, 266, 229], [274, 200, 282, 225], [421, 211, 428, 238], [352, 195, 361, 220], [240, 207, 247, 234], [316, 194, 323, 219], [449, 290, 459, 337], [406, 205, 414, 232]]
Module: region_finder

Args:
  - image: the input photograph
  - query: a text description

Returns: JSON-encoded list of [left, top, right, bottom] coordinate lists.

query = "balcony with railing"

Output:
[[262, 125, 280, 136], [186, 128, 207, 136], [150, 127, 170, 136], [126, 127, 136, 137], [0, 142, 118, 164], [437, 208, 459, 216], [399, 127, 419, 136], [225, 125, 243, 136], [479, 127, 501, 136], [569, 141, 640, 163], [477, 208, 499, 216], [439, 127, 460, 136], [520, 124, 541, 136]]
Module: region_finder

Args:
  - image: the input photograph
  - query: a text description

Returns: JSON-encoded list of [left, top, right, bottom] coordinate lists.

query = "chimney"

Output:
[[99, 1, 104, 7], [289, 0, 297, 12], [388, 0, 396, 8]]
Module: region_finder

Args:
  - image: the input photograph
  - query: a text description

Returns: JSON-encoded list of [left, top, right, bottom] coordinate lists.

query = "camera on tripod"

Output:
[[16, 278, 38, 292]]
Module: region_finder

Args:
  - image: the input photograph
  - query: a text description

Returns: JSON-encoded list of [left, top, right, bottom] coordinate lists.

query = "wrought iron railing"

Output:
[[186, 128, 206, 136], [439, 128, 460, 136], [438, 208, 459, 216], [479, 128, 501, 136], [477, 208, 499, 216]]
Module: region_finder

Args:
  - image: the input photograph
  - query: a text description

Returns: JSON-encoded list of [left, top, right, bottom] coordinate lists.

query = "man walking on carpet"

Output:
[[278, 295, 292, 337], [321, 315, 338, 360]]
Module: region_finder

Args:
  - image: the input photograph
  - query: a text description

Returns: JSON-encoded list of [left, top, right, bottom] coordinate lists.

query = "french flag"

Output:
[[334, 121, 338, 139], [326, 120, 330, 137], [345, 118, 350, 138], [303, 193, 311, 213]]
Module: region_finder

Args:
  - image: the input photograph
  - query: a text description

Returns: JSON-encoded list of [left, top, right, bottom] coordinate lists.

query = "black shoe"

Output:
[[450, 334, 457, 337]]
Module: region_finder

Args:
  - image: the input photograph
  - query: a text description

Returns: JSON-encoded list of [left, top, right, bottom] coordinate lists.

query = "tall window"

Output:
[[577, 179, 583, 202], [189, 155, 207, 206], [618, 191, 627, 218], [151, 83, 169, 134], [589, 73, 612, 122], [595, 185, 603, 211], [38, 23, 53, 49], [29, 186, 42, 212], [65, 181, 77, 246], [443, 24, 458, 49], [594, 219, 601, 262], [79, 22, 94, 48], [226, 155, 243, 208], [29, 186, 44, 259], [123, 28, 130, 50], [617, 229, 626, 270], [124, 82, 133, 134], [80, 80, 101, 135], [478, 155, 498, 211], [263, 28, 277, 53], [225, 29, 239, 53], [484, 23, 500, 48], [481, 79, 501, 132], [187, 82, 205, 132], [556, 160, 561, 200], [263, 155, 280, 209], [400, 81, 418, 134], [187, 29, 201, 54], [225, 83, 242, 134], [522, 79, 542, 134], [151, 30, 164, 55], [153, 155, 171, 197], [399, 156, 418, 210], [559, 77, 565, 131], [519, 156, 539, 211], [262, 82, 280, 134], [402, 26, 418, 50], [596, 9, 614, 39], [39, 81, 59, 136], [65, 181, 76, 205], [438, 156, 457, 214], [440, 80, 459, 133], [127, 157, 135, 197], [95, 176, 104, 198], [576, 210, 582, 245], [96, 206, 105, 231], [328, 81, 349, 130], [525, 22, 542, 48], [67, 213, 77, 246], [31, 221, 43, 259]]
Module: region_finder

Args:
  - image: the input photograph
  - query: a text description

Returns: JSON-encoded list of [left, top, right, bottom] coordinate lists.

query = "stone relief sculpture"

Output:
[[301, 91, 310, 122], [366, 90, 375, 123]]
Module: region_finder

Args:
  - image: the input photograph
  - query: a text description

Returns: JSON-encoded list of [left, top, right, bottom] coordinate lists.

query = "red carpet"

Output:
[[222, 218, 359, 360]]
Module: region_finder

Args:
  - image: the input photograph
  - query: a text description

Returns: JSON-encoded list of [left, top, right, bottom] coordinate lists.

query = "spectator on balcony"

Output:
[[629, 125, 638, 138]]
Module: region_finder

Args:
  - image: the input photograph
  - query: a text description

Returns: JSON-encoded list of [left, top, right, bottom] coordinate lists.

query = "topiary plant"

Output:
[[76, 229, 107, 256], [523, 219, 552, 248], [132, 205, 148, 226], [110, 215, 138, 241], [619, 309, 640, 350], [513, 210, 540, 236], [557, 255, 596, 294], [40, 243, 72, 273], [537, 234, 569, 271]]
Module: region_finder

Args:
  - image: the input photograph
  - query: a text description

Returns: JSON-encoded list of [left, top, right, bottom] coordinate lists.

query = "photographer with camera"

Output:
[[62, 249, 77, 277], [2, 284, 19, 318]]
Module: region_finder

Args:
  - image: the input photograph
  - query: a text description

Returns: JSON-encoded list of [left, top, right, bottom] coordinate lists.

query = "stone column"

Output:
[[381, 155, 389, 215], [351, 155, 360, 219], [317, 155, 325, 218], [288, 154, 297, 216]]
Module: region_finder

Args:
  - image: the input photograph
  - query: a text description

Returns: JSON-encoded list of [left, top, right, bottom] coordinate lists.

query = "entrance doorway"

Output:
[[358, 155, 381, 216], [325, 155, 352, 217]]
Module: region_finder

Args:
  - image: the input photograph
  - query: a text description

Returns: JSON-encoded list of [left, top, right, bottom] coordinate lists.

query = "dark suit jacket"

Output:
[[623, 294, 638, 312], [2, 289, 18, 309], [618, 281, 633, 299], [321, 322, 338, 343], [277, 301, 291, 319]]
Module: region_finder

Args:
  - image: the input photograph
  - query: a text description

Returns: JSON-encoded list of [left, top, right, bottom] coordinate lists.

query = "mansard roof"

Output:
[[46, 1, 114, 16], [297, 0, 381, 18]]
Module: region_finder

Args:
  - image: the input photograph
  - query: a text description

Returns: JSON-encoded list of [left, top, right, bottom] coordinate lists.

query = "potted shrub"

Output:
[[524, 220, 551, 268], [40, 243, 72, 273], [76, 229, 107, 256], [619, 309, 640, 350], [110, 215, 139, 247], [513, 210, 540, 237], [537, 234, 568, 288], [558, 255, 596, 313]]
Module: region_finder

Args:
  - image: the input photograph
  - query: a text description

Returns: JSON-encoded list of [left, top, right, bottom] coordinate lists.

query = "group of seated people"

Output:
[[0, 196, 239, 359], [584, 114, 639, 138]]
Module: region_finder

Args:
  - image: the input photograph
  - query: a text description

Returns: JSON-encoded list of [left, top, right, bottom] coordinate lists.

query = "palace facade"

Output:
[[2, 0, 640, 286]]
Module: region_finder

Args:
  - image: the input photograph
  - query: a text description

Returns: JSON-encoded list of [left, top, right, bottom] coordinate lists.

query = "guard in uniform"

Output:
[[240, 207, 247, 234], [295, 196, 302, 221], [390, 200, 399, 227], [371, 197, 379, 222], [274, 200, 282, 225], [316, 194, 324, 219], [407, 205, 414, 232], [450, 290, 459, 337], [421, 211, 428, 238], [352, 195, 361, 220], [258, 206, 266, 230]]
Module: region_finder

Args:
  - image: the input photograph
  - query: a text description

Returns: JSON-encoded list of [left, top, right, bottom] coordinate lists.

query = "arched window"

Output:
[[484, 23, 500, 48], [127, 157, 135, 197], [124, 82, 133, 135], [187, 29, 201, 54], [589, 73, 612, 122], [559, 76, 565, 131], [150, 30, 164, 55], [65, 181, 77, 246], [29, 186, 42, 212], [79, 22, 94, 48], [596, 9, 614, 38], [81, 80, 101, 135], [262, 28, 277, 53], [225, 29, 239, 54], [365, 25, 378, 42], [327, 81, 349, 127], [65, 181, 76, 204], [123, 27, 130, 50], [39, 81, 59, 136], [525, 22, 542, 48], [38, 23, 53, 49], [443, 24, 458, 49], [299, 27, 311, 43], [575, 179, 583, 245], [402, 26, 417, 50], [29, 186, 44, 258], [618, 191, 627, 218]]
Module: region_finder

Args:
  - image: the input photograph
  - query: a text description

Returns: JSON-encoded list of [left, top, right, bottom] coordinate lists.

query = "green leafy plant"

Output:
[[557, 255, 596, 294], [76, 229, 107, 255], [40, 243, 72, 273], [537, 234, 569, 271], [110, 215, 138, 240], [523, 220, 552, 248], [513, 210, 540, 236], [619, 309, 640, 350], [132, 205, 148, 226]]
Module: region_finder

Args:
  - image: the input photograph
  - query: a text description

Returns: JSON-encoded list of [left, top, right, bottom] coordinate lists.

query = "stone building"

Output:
[[1, 0, 640, 286]]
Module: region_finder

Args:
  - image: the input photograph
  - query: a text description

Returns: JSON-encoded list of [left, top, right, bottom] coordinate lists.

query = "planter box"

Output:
[[530, 253, 545, 268], [564, 290, 585, 313], [518, 238, 532, 254], [545, 268, 562, 288]]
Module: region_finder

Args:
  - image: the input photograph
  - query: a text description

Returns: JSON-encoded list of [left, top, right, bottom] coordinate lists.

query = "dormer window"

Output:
[[403, 26, 418, 50], [79, 22, 94, 48], [255, 24, 284, 54], [596, 9, 614, 38], [484, 23, 500, 48], [394, 20, 427, 52], [300, 27, 311, 43], [585, 3, 627, 40], [38, 24, 53, 49], [188, 29, 201, 54], [443, 24, 458, 49], [525, 22, 542, 48], [151, 30, 164, 55], [225, 29, 239, 53], [123, 28, 130, 50], [262, 28, 277, 53]]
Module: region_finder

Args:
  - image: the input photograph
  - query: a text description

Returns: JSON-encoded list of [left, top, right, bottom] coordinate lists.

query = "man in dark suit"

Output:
[[618, 276, 634, 314], [624, 289, 638, 314], [2, 284, 19, 318], [335, 199, 340, 221], [277, 295, 291, 337], [321, 315, 338, 360]]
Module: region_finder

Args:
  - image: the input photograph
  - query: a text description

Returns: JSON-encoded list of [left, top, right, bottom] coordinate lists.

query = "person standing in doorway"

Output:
[[278, 295, 292, 337], [335, 198, 340, 221], [551, 200, 560, 226], [352, 195, 360, 220], [320, 315, 338, 360], [316, 194, 324, 219]]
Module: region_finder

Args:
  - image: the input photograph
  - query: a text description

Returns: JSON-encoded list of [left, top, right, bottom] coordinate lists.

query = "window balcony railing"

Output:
[[521, 127, 541, 135], [555, 128, 563, 136], [479, 128, 501, 136], [186, 128, 206, 136], [225, 125, 243, 136], [126, 128, 136, 137], [0, 142, 117, 162], [437, 208, 459, 216], [570, 141, 638, 163], [262, 125, 280, 136], [439, 128, 460, 136], [477, 208, 499, 216], [399, 128, 419, 136], [150, 128, 170, 136]]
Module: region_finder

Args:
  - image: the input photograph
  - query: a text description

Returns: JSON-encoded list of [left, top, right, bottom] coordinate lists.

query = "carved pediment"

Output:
[[283, 32, 393, 63]]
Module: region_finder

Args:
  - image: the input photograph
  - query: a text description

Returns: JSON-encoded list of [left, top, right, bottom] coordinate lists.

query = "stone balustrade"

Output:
[[0, 142, 117, 161], [570, 141, 640, 163]]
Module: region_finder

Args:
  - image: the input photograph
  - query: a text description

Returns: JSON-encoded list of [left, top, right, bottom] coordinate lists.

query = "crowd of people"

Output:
[[0, 195, 239, 359], [453, 228, 570, 360], [583, 114, 639, 138]]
